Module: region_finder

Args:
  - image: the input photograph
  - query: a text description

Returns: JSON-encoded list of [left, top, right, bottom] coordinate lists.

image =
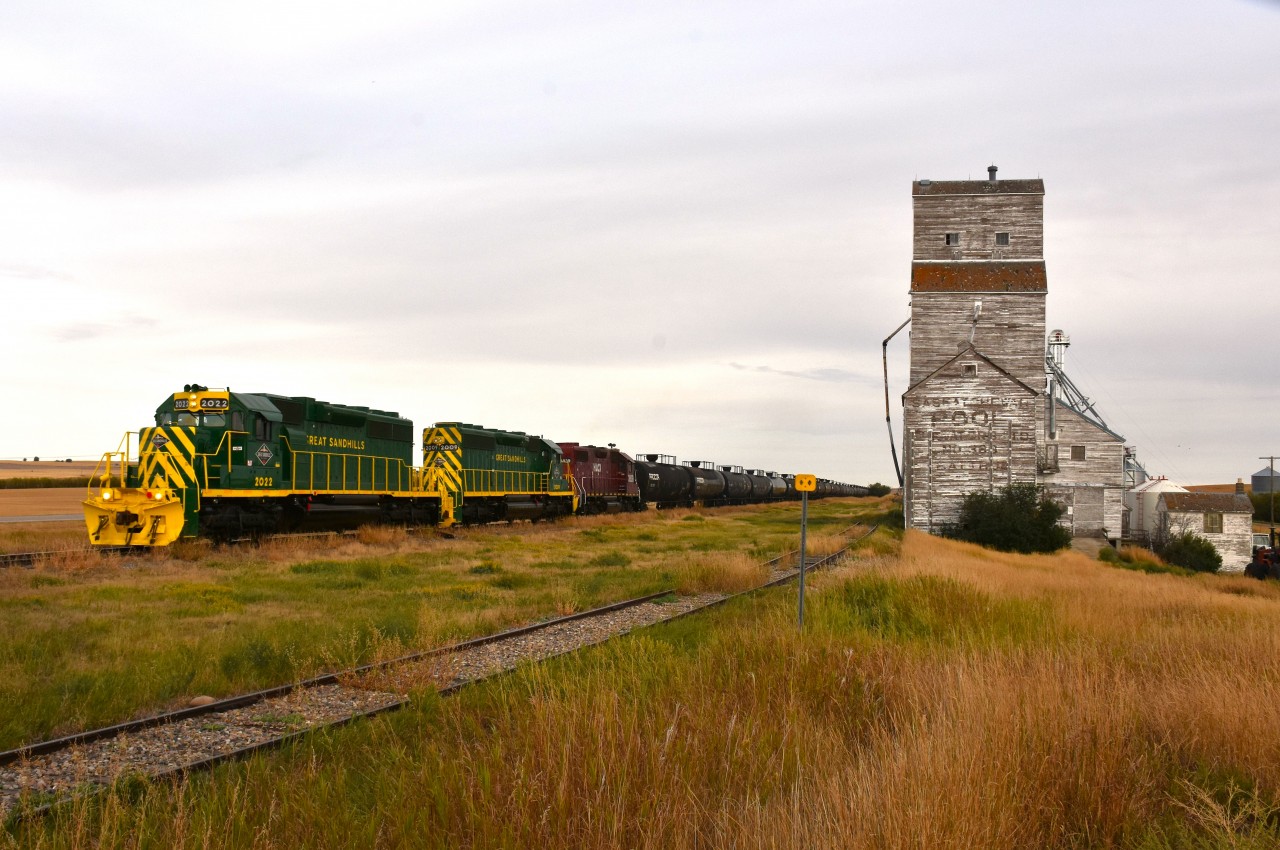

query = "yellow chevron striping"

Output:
[[168, 426, 196, 458], [161, 440, 196, 481], [146, 451, 187, 488], [138, 426, 197, 486]]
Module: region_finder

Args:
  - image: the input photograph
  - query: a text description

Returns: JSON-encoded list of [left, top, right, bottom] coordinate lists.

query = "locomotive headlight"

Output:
[[101, 489, 113, 501], [190, 394, 198, 402]]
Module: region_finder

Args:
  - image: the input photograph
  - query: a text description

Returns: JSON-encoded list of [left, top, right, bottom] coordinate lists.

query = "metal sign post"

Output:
[[795, 474, 817, 627]]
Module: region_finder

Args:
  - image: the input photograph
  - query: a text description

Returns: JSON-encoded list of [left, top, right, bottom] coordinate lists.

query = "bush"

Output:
[[942, 483, 1071, 554], [866, 482, 892, 497], [1155, 530, 1222, 573], [1098, 544, 1194, 576], [1251, 491, 1277, 523]]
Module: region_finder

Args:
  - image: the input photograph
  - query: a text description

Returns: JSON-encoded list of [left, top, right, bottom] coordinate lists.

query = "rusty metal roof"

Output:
[[911, 262, 1047, 292], [913, 179, 1044, 196], [1159, 492, 1254, 513]]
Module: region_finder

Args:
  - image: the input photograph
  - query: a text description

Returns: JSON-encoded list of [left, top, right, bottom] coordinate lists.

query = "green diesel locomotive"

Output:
[[423, 422, 577, 525], [86, 385, 431, 544]]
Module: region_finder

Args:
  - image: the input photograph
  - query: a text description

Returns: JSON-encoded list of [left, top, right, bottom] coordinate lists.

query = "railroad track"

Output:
[[0, 547, 132, 569], [0, 529, 370, 569], [1, 524, 880, 818]]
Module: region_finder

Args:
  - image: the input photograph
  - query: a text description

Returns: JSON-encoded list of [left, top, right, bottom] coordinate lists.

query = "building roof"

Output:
[[911, 261, 1047, 293], [1159, 492, 1253, 513], [912, 179, 1044, 197], [1134, 477, 1187, 496], [1052, 400, 1125, 442]]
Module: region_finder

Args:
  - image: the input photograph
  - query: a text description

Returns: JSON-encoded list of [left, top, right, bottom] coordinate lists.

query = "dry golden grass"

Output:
[[353, 524, 408, 546], [1119, 543, 1168, 567], [802, 531, 847, 558], [32, 516, 1280, 847], [890, 533, 1280, 790], [672, 551, 769, 594]]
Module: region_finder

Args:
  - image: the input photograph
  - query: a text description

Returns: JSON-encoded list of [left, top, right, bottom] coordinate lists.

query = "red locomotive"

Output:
[[557, 443, 643, 514]]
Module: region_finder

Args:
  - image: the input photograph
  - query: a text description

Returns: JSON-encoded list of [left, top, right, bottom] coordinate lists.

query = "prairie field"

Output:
[[9, 504, 1280, 848], [0, 498, 881, 752], [0, 463, 98, 481], [0, 492, 84, 522]]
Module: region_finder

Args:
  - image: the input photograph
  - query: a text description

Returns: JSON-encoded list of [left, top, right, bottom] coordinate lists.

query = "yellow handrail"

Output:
[[461, 469, 553, 494]]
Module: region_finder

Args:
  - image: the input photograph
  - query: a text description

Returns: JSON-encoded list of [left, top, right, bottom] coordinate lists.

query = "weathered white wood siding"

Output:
[[1039, 405, 1126, 538], [902, 173, 1131, 540], [1159, 507, 1253, 573], [909, 292, 1047, 390], [912, 186, 1044, 261], [903, 354, 1040, 531], [904, 177, 1050, 533]]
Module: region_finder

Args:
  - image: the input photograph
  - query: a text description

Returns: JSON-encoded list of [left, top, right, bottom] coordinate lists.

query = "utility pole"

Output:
[[1263, 456, 1277, 550]]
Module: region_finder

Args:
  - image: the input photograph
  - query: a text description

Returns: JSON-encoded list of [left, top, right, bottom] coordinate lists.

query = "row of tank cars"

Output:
[[83, 385, 866, 547]]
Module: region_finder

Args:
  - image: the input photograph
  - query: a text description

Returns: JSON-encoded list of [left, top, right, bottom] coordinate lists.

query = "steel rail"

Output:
[[0, 587, 678, 768], [3, 519, 885, 822], [152, 527, 881, 788]]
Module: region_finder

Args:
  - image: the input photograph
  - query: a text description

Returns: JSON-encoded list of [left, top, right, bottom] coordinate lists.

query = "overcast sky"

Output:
[[2, 0, 1278, 485]]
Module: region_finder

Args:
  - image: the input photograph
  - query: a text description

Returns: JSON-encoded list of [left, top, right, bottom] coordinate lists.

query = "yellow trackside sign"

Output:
[[795, 474, 817, 492]]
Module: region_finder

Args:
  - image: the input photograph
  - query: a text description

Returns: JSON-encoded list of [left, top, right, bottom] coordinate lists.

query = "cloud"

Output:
[[46, 317, 158, 343], [0, 263, 73, 282], [726, 362, 876, 386]]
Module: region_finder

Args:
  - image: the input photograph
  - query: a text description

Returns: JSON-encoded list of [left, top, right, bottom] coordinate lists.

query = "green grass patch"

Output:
[[0, 499, 876, 751], [587, 551, 631, 567], [814, 573, 1055, 647]]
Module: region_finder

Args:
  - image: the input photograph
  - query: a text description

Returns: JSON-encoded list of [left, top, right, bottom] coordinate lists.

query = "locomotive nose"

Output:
[[84, 486, 186, 546]]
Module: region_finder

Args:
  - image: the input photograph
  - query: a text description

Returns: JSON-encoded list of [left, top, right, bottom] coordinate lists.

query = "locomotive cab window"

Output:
[[254, 415, 271, 441], [232, 411, 245, 432]]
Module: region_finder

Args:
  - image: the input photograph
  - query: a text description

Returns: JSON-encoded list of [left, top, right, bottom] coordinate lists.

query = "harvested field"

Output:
[[0, 489, 83, 519], [1187, 481, 1251, 493], [0, 461, 97, 480]]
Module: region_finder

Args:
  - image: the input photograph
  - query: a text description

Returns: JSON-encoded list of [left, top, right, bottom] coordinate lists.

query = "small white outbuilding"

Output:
[[1155, 491, 1255, 573]]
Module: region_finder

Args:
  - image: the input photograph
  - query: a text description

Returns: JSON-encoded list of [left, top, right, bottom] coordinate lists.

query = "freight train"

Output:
[[83, 385, 866, 546]]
